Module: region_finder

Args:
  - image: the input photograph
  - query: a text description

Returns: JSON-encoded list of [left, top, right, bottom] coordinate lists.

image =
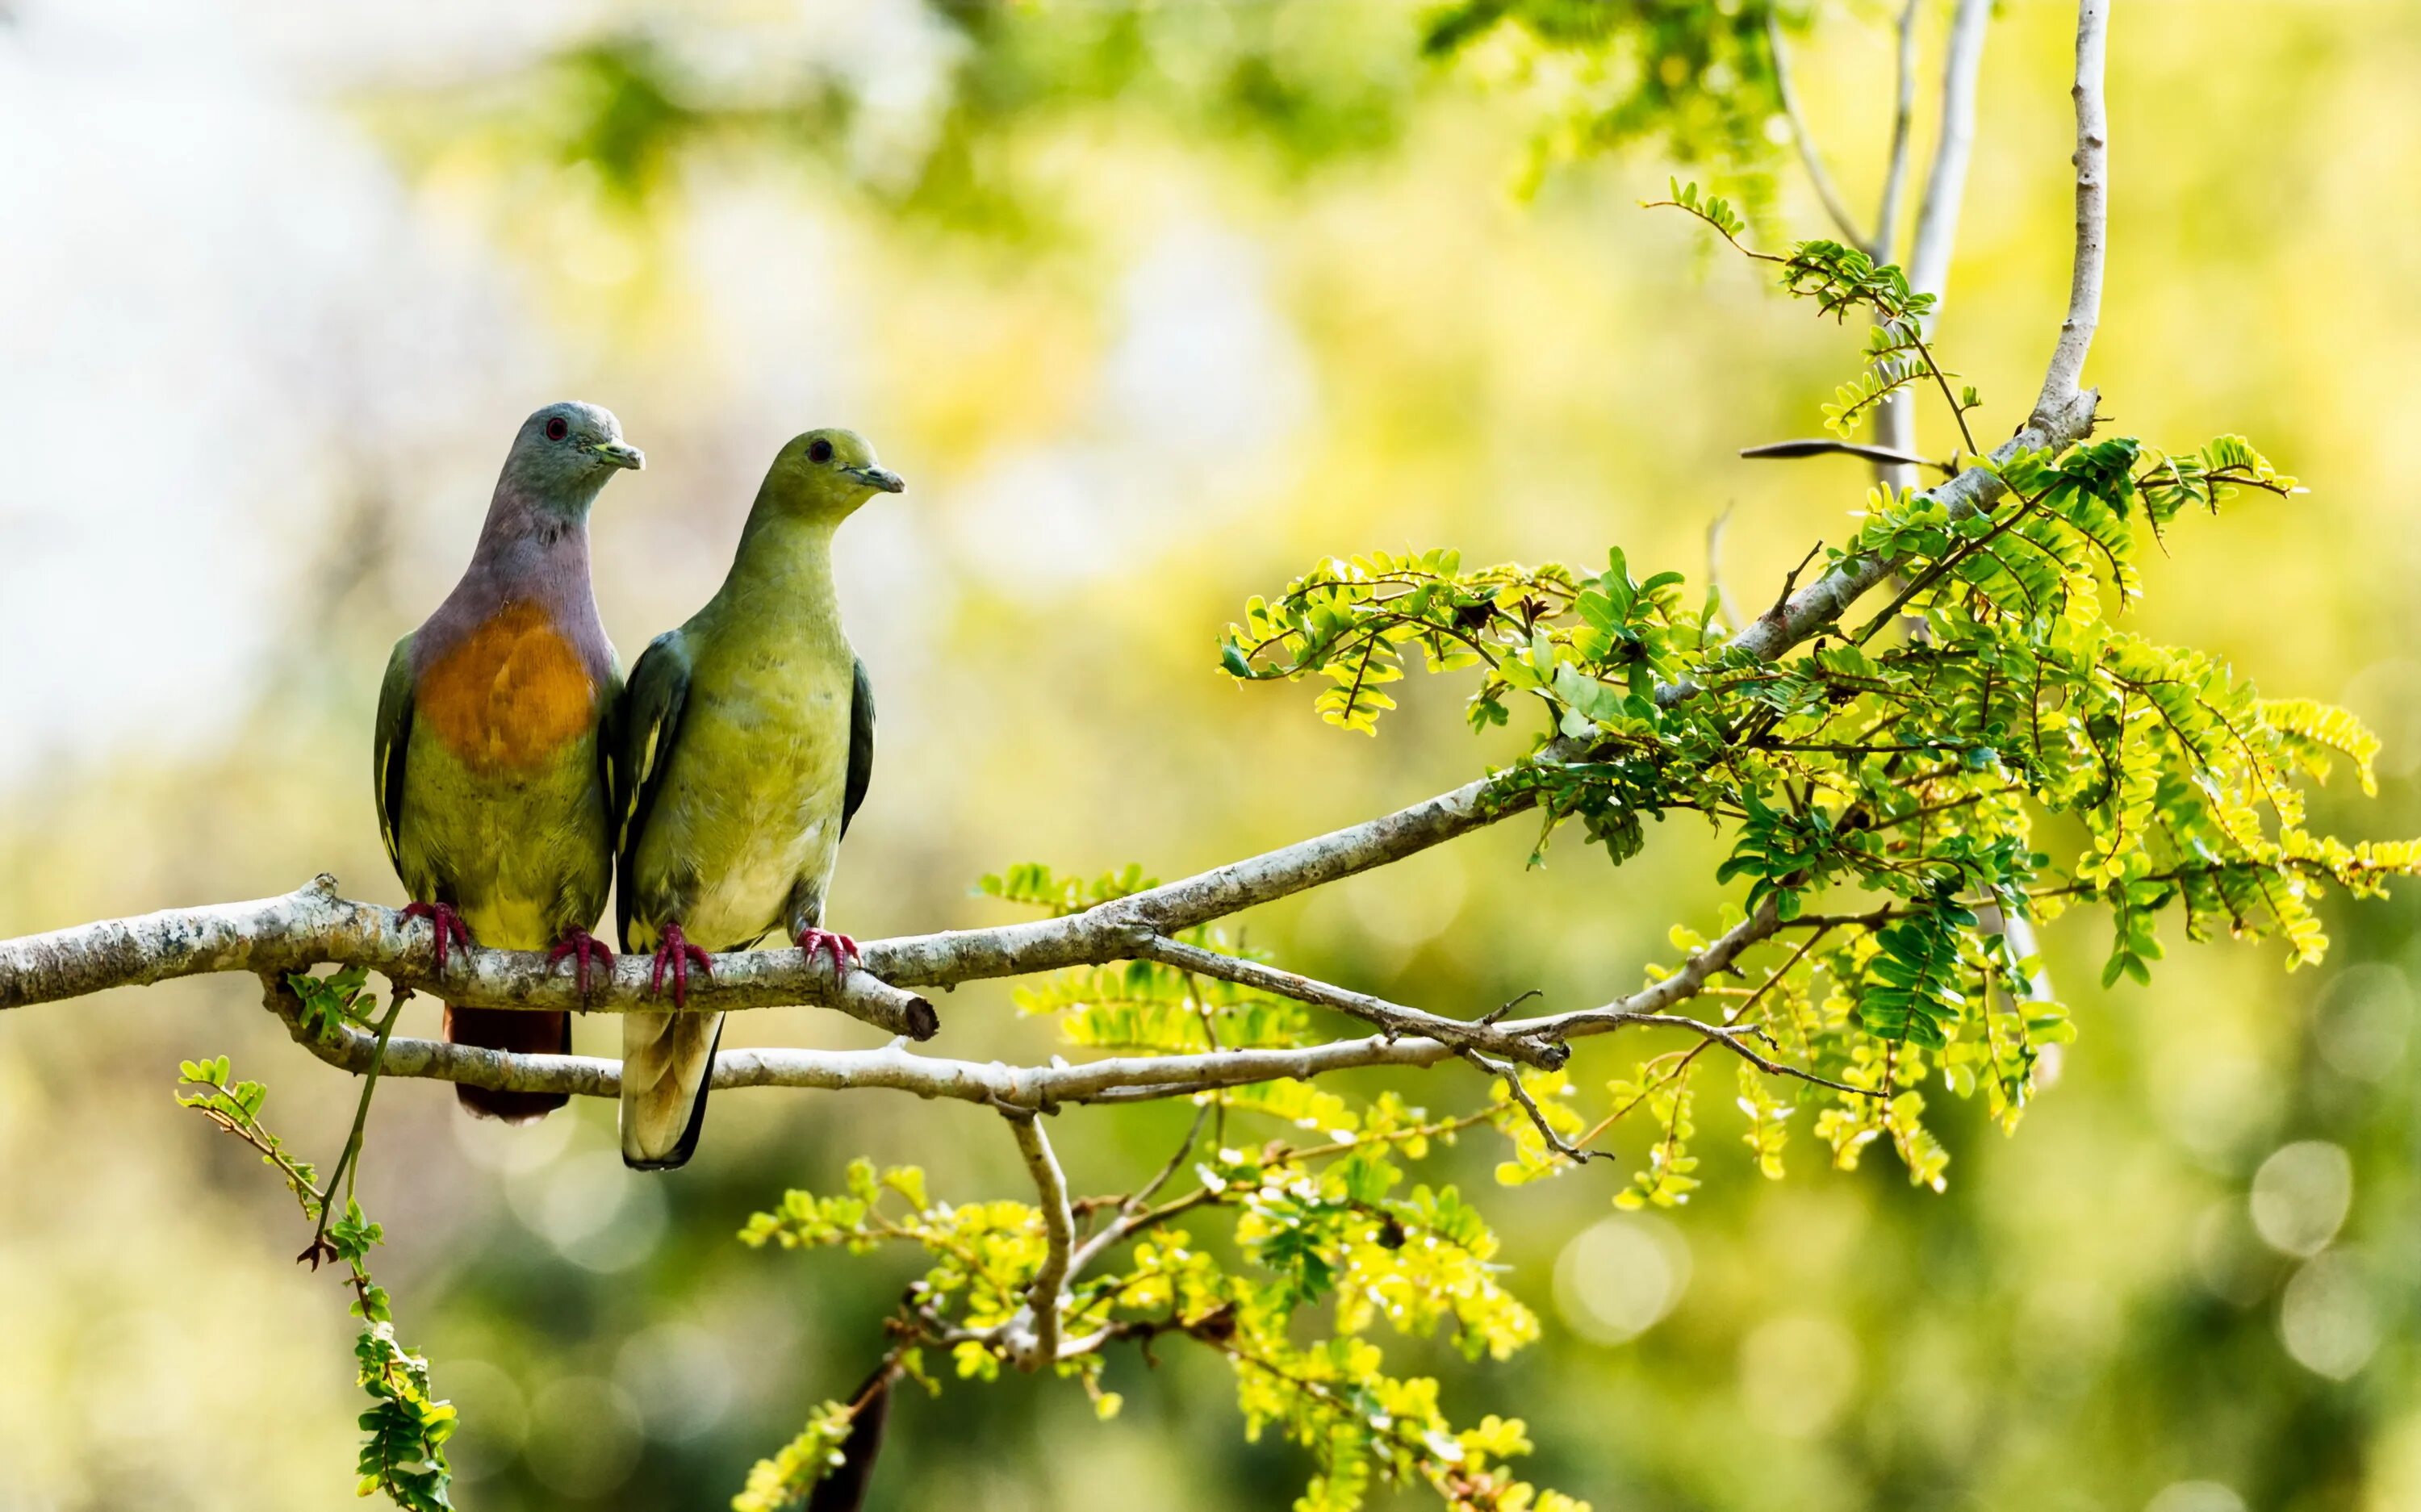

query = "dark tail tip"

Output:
[[445, 1005, 572, 1123], [808, 1364, 896, 1512]]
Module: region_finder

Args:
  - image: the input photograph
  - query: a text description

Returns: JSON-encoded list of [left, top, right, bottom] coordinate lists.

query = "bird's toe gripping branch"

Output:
[[399, 900, 475, 975], [646, 922, 714, 1009], [546, 927, 616, 999], [797, 927, 859, 979]]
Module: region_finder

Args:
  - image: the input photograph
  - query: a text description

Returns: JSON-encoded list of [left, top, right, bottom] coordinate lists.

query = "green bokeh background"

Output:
[[3, 2, 2419, 1509]]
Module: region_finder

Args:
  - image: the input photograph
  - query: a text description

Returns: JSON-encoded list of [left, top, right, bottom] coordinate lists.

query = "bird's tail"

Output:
[[621, 1009, 722, 1170], [444, 1006, 571, 1123]]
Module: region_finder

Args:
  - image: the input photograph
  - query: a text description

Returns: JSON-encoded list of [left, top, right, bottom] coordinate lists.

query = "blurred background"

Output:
[[3, 1, 2419, 1509]]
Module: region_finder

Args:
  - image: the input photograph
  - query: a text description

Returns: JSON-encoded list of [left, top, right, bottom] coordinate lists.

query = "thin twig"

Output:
[[1459, 1048, 1606, 1165], [299, 981, 411, 1268], [1002, 1110, 1074, 1372]]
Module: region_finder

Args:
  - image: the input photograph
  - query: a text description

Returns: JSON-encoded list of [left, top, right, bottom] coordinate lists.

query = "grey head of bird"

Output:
[[500, 400, 646, 511], [761, 428, 906, 524]]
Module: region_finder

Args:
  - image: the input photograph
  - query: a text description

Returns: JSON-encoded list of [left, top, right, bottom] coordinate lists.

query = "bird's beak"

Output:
[[594, 441, 646, 470], [849, 466, 905, 494]]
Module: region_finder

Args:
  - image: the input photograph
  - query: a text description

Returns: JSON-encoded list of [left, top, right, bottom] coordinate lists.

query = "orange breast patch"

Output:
[[418, 601, 598, 773]]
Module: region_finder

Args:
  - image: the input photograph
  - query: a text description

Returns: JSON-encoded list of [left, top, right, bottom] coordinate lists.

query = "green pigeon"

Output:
[[374, 401, 642, 1122], [612, 428, 903, 1170]]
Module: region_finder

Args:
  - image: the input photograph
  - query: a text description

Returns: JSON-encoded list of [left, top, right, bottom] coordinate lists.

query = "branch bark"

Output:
[[1907, 0, 1994, 307], [2034, 0, 2109, 419], [1002, 1111, 1074, 1370], [1874, 0, 1922, 263], [263, 903, 1850, 1108], [0, 875, 939, 1039], [1871, 0, 1993, 487]]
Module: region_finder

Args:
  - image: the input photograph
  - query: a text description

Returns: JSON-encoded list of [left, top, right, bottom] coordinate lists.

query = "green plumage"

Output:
[[612, 427, 901, 1169]]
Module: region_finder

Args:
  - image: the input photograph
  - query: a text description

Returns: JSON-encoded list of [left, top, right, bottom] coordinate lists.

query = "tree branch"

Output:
[[1131, 934, 1565, 1069], [1001, 1110, 1074, 1371], [0, 874, 939, 1038], [1874, 0, 1922, 263], [2034, 0, 2109, 418], [1667, 382, 2098, 706], [261, 895, 1872, 1112], [1907, 0, 1994, 307], [1874, 0, 1992, 490]]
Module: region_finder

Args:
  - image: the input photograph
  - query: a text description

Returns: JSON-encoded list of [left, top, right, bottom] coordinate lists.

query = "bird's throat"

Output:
[[717, 512, 844, 630]]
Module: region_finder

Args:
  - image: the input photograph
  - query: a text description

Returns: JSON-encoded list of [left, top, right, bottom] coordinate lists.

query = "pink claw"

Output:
[[646, 922, 713, 1009], [546, 927, 616, 999], [401, 900, 476, 975], [797, 926, 859, 979]]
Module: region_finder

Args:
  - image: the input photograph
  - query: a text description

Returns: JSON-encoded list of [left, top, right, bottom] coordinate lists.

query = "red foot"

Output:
[[797, 926, 859, 978], [647, 922, 713, 1009], [546, 926, 616, 998], [401, 900, 475, 975]]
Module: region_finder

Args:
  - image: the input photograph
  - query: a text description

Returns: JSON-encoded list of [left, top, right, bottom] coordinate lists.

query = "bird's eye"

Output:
[[545, 416, 571, 441], [808, 438, 834, 464]]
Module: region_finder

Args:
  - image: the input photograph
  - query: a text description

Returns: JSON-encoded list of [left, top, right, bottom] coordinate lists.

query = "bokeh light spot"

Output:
[[1737, 1314, 1860, 1440], [2248, 1141, 2352, 1258], [2280, 1251, 2379, 1380], [1553, 1213, 1690, 1345]]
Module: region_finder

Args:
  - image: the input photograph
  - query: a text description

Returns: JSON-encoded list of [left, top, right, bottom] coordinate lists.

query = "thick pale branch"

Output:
[[1908, 0, 1993, 306], [1874, 0, 1921, 262], [2034, 0, 2109, 417], [1873, 0, 1992, 484], [1, 875, 938, 1039]]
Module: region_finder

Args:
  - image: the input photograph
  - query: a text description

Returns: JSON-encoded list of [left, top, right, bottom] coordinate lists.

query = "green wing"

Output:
[[372, 635, 416, 879], [613, 629, 695, 946], [843, 654, 875, 839]]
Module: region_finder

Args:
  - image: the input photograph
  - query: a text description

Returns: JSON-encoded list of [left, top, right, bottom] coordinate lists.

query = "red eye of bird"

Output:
[[545, 416, 570, 441], [808, 438, 833, 464]]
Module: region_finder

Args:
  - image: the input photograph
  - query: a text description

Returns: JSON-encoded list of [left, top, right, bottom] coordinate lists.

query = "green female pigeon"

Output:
[[374, 401, 642, 1122], [613, 428, 902, 1170]]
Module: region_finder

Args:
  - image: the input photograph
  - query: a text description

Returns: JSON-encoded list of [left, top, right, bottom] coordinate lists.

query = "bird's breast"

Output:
[[418, 601, 598, 774]]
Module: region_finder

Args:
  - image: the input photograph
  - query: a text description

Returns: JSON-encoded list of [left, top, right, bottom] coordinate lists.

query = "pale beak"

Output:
[[850, 465, 905, 494], [594, 441, 646, 470]]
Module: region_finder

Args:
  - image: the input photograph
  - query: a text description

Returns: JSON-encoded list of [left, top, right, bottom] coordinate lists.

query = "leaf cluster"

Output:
[[176, 1057, 458, 1511]]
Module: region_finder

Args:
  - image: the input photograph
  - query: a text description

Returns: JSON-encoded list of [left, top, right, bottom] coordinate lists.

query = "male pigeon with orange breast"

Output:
[[373, 401, 642, 1121]]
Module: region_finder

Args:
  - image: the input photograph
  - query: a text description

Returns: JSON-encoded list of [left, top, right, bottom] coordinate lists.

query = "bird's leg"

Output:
[[546, 926, 617, 1000], [796, 926, 859, 979], [399, 900, 475, 975], [646, 922, 714, 1010]]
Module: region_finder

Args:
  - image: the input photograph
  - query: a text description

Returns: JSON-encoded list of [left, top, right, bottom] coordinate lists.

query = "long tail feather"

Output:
[[444, 1005, 571, 1123], [621, 1009, 721, 1170]]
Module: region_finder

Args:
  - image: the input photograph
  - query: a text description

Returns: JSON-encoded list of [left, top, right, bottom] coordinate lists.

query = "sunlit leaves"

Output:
[[731, 1396, 863, 1512], [980, 862, 1155, 916], [1855, 893, 1976, 1048], [741, 1132, 1583, 1512], [1425, 3, 1785, 189]]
